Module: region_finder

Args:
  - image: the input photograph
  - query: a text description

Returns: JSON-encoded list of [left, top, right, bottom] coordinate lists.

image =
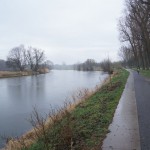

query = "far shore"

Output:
[[0, 70, 49, 79]]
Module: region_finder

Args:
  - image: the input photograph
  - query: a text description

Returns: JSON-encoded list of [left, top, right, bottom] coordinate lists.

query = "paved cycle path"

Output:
[[102, 70, 141, 150], [134, 71, 150, 150]]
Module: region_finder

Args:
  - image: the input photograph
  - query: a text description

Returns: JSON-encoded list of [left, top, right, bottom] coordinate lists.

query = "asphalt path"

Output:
[[134, 71, 150, 150], [102, 70, 141, 150]]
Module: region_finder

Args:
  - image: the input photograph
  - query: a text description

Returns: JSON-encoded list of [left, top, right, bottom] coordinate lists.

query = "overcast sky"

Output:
[[0, 0, 124, 64]]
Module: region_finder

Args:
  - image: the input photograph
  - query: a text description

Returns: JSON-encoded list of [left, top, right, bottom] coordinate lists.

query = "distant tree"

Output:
[[7, 45, 27, 71], [112, 61, 122, 69], [0, 59, 10, 71], [42, 60, 54, 70], [118, 46, 135, 68], [34, 48, 45, 71], [27, 47, 45, 72], [74, 59, 97, 71], [100, 58, 113, 74], [83, 59, 96, 71], [26, 47, 34, 71], [100, 58, 113, 87], [6, 45, 49, 72]]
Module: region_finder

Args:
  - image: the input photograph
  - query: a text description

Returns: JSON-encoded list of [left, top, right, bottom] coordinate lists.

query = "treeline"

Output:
[[119, 0, 150, 69], [73, 58, 114, 74], [52, 58, 115, 73], [6, 45, 53, 72], [0, 59, 11, 71], [53, 59, 102, 71], [0, 45, 115, 74], [73, 59, 101, 71]]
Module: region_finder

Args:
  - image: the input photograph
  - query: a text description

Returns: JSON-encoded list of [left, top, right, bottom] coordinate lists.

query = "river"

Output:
[[0, 70, 108, 148]]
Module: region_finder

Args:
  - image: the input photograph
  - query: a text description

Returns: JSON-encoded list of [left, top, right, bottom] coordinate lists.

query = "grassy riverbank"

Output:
[[5, 69, 129, 150], [140, 70, 150, 78]]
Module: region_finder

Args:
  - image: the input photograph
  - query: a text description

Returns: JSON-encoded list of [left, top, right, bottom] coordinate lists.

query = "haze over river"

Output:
[[0, 70, 108, 148]]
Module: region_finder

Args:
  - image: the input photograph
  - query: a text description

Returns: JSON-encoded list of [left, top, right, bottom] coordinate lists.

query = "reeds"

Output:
[[0, 71, 33, 78]]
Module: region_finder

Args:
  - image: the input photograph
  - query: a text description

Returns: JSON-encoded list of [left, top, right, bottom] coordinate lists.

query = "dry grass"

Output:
[[0, 71, 33, 78]]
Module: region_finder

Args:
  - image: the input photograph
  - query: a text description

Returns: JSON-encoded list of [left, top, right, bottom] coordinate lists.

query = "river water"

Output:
[[0, 70, 108, 148]]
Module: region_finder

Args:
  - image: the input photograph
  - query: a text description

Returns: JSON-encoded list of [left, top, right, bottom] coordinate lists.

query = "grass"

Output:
[[132, 68, 150, 78], [5, 69, 129, 150], [140, 70, 150, 78]]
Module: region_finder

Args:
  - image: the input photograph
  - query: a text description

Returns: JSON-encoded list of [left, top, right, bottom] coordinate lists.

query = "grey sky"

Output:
[[0, 0, 124, 64]]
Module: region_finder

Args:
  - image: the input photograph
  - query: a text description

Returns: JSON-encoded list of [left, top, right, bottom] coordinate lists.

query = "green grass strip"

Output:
[[140, 70, 150, 78]]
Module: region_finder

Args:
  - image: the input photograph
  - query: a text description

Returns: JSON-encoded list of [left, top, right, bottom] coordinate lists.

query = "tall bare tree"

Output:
[[118, 0, 150, 69], [7, 45, 48, 72], [27, 47, 45, 72], [7, 45, 27, 71]]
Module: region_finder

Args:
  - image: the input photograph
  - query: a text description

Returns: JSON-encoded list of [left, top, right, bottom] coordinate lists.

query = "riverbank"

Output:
[[0, 70, 49, 78], [4, 69, 129, 150], [0, 71, 33, 78]]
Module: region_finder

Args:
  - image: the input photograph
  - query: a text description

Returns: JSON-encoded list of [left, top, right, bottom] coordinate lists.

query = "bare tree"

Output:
[[83, 59, 96, 71], [74, 59, 97, 71], [100, 58, 113, 74], [27, 47, 45, 72], [118, 0, 150, 69], [33, 48, 45, 72], [42, 60, 54, 70], [119, 46, 135, 67], [27, 47, 34, 71], [7, 45, 27, 71]]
